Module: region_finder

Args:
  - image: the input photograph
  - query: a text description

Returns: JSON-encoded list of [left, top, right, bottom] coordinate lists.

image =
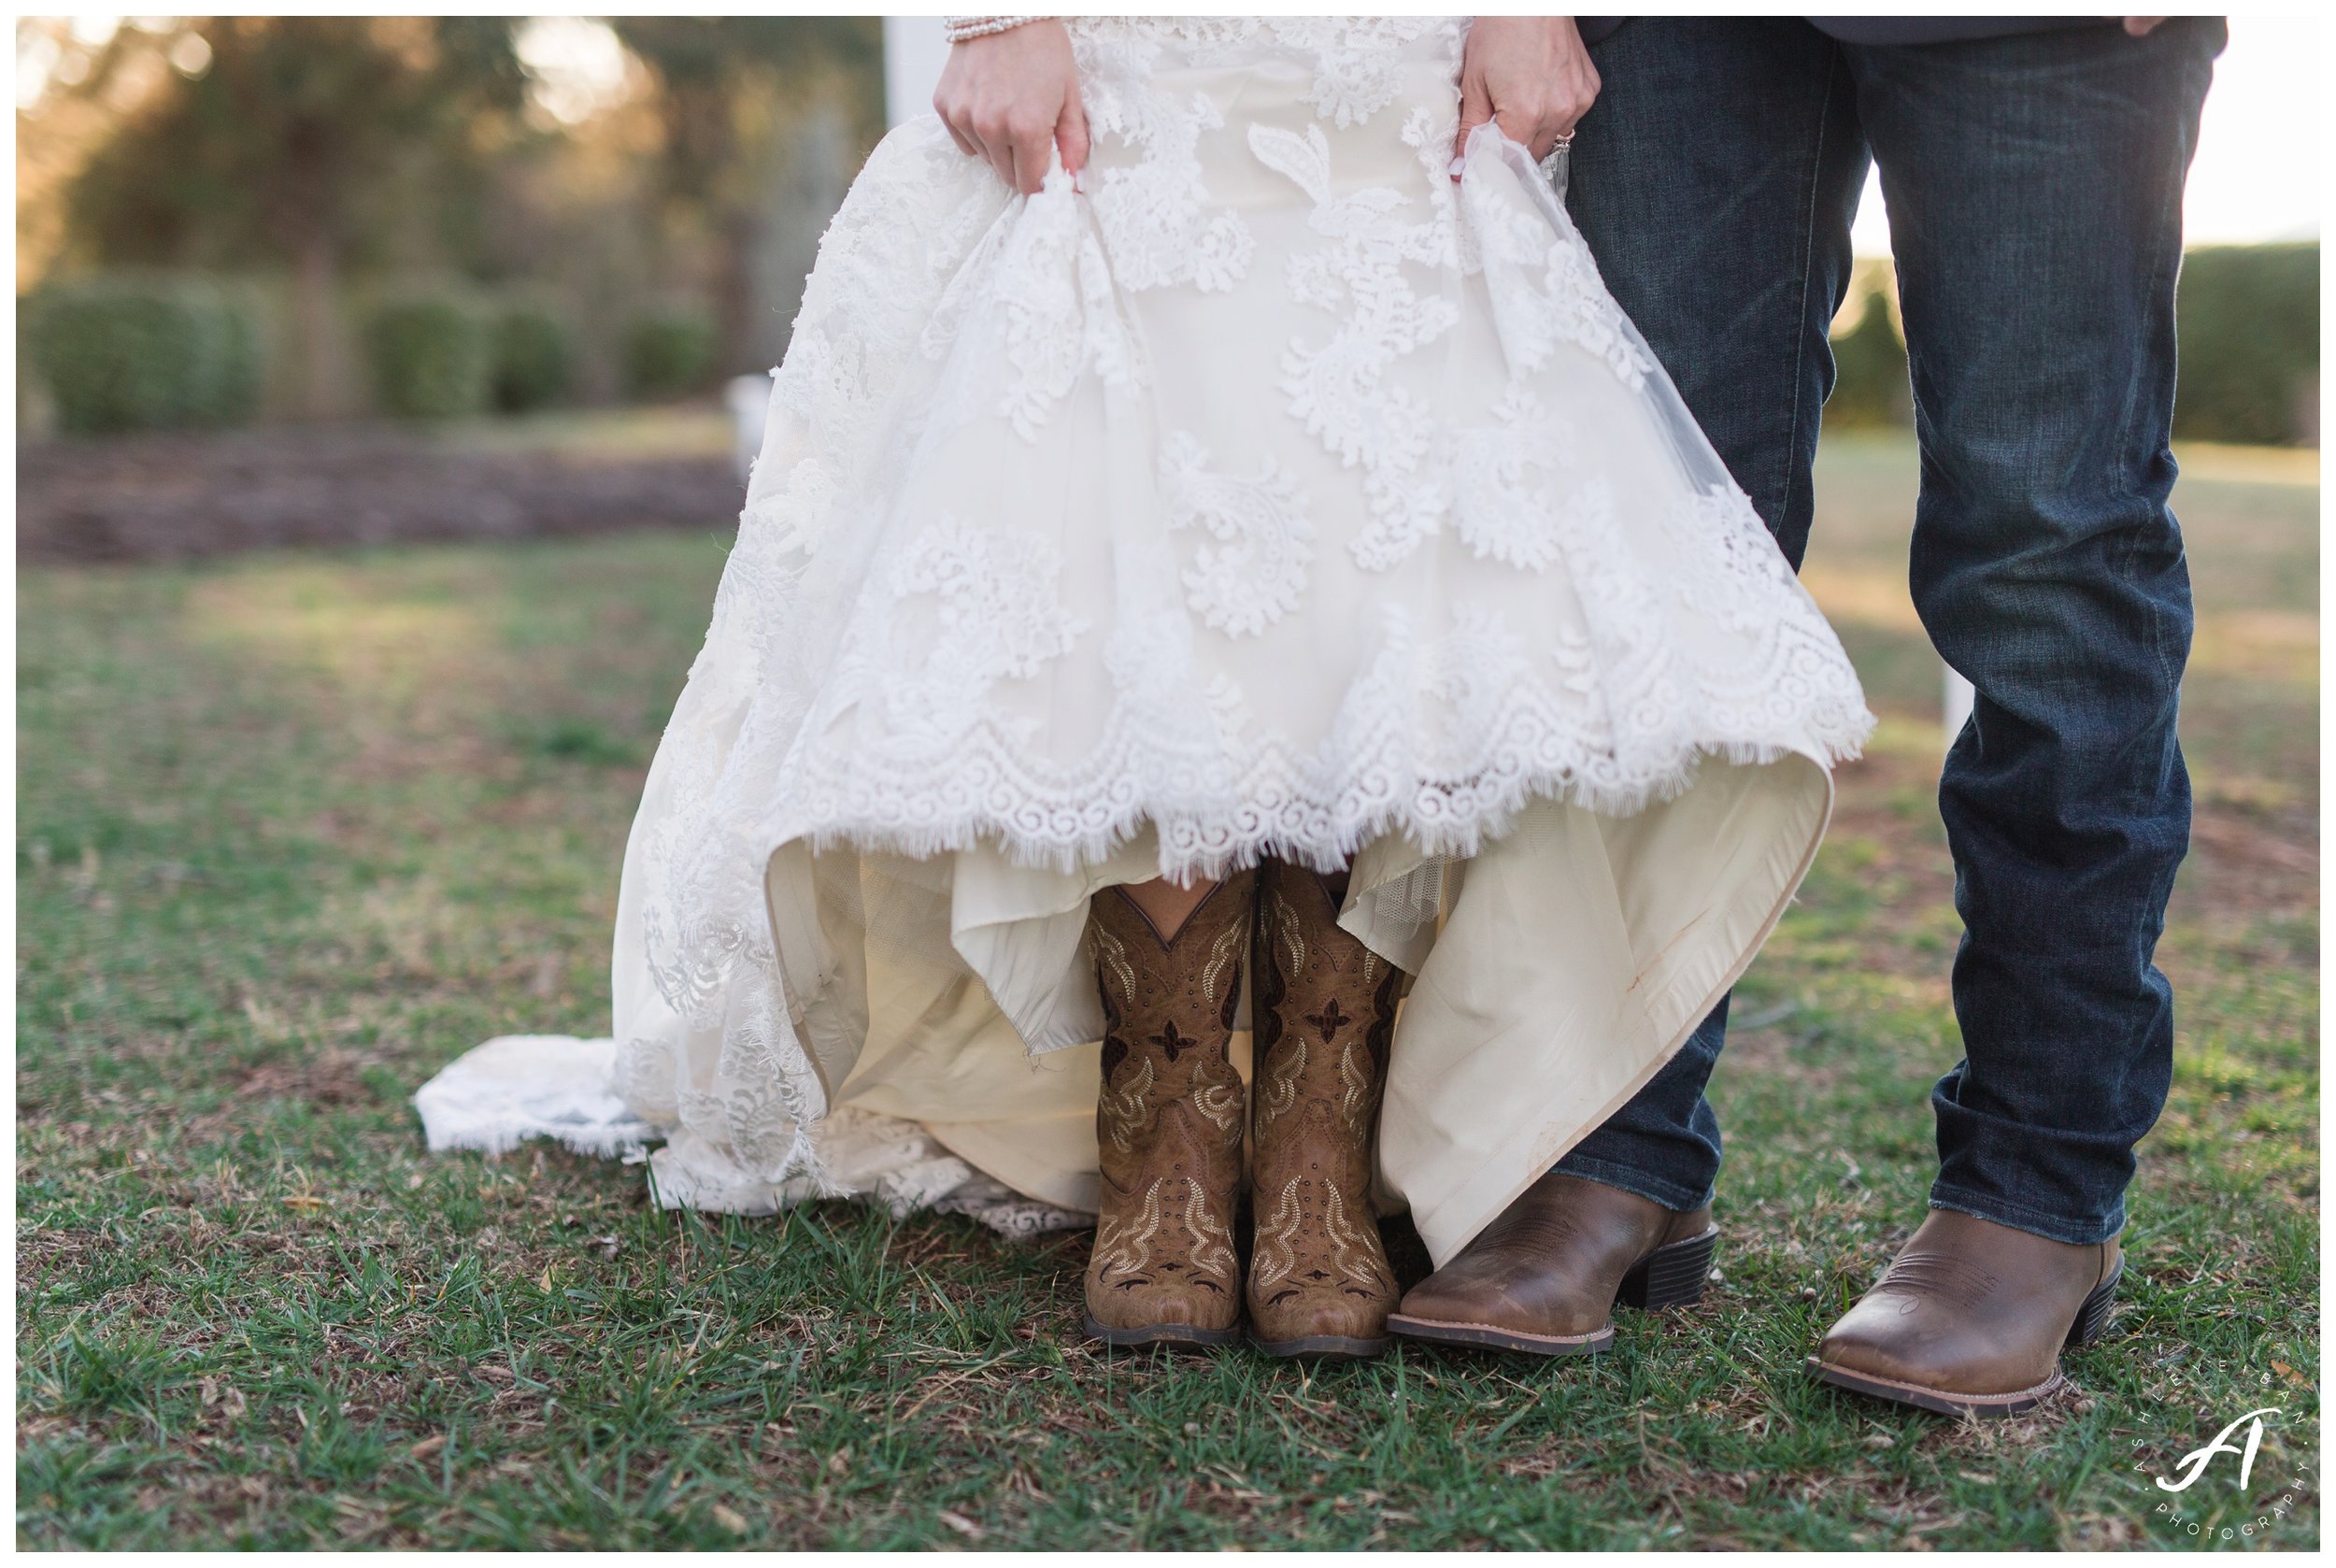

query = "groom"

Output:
[[1390, 16, 2224, 1418]]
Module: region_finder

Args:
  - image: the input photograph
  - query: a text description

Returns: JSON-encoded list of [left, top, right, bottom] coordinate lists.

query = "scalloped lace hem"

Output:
[[764, 725, 1868, 881]]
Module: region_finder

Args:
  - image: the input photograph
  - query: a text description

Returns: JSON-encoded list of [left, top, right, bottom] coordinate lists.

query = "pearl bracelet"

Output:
[[943, 16, 1048, 44]]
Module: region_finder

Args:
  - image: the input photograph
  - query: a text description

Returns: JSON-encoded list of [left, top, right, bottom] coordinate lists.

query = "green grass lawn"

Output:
[[17, 433, 2318, 1548]]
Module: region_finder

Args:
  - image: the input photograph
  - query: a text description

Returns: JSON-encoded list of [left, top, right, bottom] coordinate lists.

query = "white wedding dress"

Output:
[[418, 17, 1873, 1263]]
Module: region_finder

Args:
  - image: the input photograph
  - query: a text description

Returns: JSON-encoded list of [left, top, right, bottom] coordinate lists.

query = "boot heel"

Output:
[[1616, 1226, 1719, 1312], [2064, 1263, 2123, 1347]]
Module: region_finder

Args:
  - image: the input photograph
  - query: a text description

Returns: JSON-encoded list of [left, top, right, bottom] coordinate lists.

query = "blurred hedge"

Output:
[[1830, 245, 2321, 447], [2174, 243, 2318, 446], [26, 274, 263, 434], [363, 289, 492, 420], [491, 299, 576, 414], [625, 303, 717, 402], [365, 287, 585, 419]]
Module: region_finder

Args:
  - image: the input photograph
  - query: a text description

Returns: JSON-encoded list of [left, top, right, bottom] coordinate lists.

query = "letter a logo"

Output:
[[2157, 1408, 2281, 1494]]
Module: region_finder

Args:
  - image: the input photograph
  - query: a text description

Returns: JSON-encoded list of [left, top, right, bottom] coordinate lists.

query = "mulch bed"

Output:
[[17, 424, 746, 565]]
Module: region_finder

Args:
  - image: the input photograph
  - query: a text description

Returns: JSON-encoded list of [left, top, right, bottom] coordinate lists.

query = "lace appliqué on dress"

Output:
[[1254, 113, 1467, 573], [992, 171, 1148, 440], [873, 514, 1093, 750], [1159, 433, 1317, 636]]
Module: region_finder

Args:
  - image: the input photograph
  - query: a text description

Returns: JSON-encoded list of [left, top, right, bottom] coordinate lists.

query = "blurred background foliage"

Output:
[[17, 15, 881, 428], [1825, 247, 2319, 447], [14, 16, 2320, 445], [26, 271, 263, 433], [2171, 243, 2321, 446]]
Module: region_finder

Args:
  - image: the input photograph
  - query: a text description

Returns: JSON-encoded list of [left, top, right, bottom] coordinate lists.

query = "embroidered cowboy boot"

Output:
[[1081, 870, 1255, 1350], [1246, 858, 1403, 1360]]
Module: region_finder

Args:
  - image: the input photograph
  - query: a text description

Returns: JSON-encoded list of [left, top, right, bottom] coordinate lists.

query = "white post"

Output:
[[1944, 666, 1974, 750], [883, 17, 949, 130], [724, 375, 770, 484]]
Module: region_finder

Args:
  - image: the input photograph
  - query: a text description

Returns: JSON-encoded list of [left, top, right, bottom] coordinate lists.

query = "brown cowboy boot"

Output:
[[1081, 870, 1255, 1350], [1808, 1209, 2123, 1418], [1245, 858, 1403, 1360], [1388, 1172, 1717, 1355]]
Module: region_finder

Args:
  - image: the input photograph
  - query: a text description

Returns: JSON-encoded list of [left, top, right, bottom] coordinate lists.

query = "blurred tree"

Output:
[[57, 18, 528, 414], [2175, 243, 2319, 446], [609, 18, 882, 374], [1826, 273, 1914, 430]]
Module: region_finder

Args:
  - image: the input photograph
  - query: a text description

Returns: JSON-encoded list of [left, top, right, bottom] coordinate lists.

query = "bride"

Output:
[[420, 15, 1871, 1361]]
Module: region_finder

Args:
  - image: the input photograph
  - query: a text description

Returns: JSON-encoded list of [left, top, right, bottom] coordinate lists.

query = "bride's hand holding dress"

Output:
[[933, 19, 1089, 192], [1454, 16, 1600, 167], [932, 16, 1605, 186]]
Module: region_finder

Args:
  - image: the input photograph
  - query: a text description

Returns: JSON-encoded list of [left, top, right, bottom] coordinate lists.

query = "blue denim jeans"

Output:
[[1557, 17, 2222, 1246]]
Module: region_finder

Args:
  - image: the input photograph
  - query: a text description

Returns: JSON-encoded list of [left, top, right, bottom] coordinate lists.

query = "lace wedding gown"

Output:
[[417, 17, 1873, 1262]]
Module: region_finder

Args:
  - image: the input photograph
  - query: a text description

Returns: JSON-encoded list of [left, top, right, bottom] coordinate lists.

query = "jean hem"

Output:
[[1928, 1183, 2126, 1247], [1551, 1154, 1716, 1215]]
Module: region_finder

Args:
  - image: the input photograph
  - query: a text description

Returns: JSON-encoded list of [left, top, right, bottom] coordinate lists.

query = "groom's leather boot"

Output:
[[1388, 1172, 1717, 1355], [1808, 1209, 2123, 1418], [1245, 859, 1403, 1360], [1081, 871, 1255, 1350]]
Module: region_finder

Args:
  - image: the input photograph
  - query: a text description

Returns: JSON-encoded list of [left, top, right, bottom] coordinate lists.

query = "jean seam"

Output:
[[1929, 1181, 2125, 1246], [1775, 45, 1845, 532], [2120, 42, 2193, 720]]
